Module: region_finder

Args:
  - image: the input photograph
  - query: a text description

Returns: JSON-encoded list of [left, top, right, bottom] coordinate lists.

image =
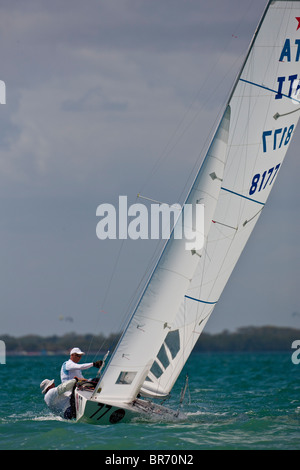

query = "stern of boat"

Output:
[[75, 386, 184, 425], [75, 388, 134, 424]]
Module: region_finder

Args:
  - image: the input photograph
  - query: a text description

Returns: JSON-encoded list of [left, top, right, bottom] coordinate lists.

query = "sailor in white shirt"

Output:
[[40, 378, 77, 419], [60, 347, 102, 382]]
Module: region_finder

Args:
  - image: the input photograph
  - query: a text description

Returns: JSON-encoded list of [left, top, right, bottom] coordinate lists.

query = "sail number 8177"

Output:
[[249, 163, 281, 195], [262, 125, 294, 153], [250, 124, 295, 196]]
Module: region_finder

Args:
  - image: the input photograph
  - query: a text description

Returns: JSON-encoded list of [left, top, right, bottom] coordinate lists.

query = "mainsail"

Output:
[[95, 0, 300, 404]]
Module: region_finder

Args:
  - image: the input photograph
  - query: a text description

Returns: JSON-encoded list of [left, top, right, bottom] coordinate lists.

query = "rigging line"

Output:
[[153, 298, 188, 397], [137, 193, 171, 206], [195, 311, 213, 332], [274, 107, 300, 120], [139, 3, 256, 204], [229, 6, 291, 202], [232, 7, 287, 219], [182, 296, 188, 386], [91, 200, 148, 358], [176, 374, 191, 415], [257, 4, 288, 102], [176, 48, 252, 207], [98, 202, 163, 348], [227, 1, 285, 213], [239, 78, 300, 105], [138, 31, 243, 196], [212, 219, 238, 231], [101, 239, 126, 311], [86, 238, 127, 358], [204, 203, 243, 303], [215, 4, 277, 220], [157, 295, 213, 398], [243, 207, 264, 227]]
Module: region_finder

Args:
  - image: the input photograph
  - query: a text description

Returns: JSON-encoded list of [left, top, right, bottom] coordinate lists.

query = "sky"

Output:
[[0, 0, 300, 338]]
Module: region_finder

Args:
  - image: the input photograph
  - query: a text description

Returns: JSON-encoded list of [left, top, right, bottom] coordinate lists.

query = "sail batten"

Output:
[[184, 295, 218, 305], [220, 187, 266, 205], [239, 78, 300, 104]]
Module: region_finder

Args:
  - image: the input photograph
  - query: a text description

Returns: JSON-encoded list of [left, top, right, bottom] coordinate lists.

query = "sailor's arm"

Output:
[[65, 361, 102, 371], [56, 379, 77, 395]]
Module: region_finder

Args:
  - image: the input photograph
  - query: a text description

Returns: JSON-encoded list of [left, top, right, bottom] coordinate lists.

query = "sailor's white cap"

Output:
[[40, 379, 54, 394], [70, 347, 85, 355]]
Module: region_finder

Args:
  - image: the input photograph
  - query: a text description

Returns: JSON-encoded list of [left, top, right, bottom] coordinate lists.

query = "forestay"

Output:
[[95, 0, 300, 403]]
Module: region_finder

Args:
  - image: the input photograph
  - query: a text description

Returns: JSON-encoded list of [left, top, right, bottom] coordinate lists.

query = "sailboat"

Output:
[[75, 0, 300, 424]]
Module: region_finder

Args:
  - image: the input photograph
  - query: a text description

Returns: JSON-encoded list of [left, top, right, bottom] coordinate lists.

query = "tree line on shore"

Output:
[[1, 325, 299, 354]]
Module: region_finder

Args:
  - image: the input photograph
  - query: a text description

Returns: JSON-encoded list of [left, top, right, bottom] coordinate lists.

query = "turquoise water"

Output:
[[0, 352, 299, 450]]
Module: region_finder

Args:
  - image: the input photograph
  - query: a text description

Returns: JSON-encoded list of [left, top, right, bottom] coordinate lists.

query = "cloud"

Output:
[[61, 87, 128, 113]]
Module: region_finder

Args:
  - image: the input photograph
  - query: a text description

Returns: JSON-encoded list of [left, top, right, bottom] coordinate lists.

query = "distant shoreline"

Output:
[[1, 325, 299, 354]]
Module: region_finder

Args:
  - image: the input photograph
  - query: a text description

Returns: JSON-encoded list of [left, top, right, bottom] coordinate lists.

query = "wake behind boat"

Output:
[[74, 0, 300, 424]]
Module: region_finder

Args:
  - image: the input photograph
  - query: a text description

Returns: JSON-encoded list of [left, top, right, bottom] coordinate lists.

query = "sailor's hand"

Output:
[[76, 379, 87, 387], [74, 376, 87, 383], [93, 360, 103, 368]]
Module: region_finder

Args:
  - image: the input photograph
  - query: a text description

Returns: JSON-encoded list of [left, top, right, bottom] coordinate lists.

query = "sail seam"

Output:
[[239, 78, 300, 104], [221, 186, 265, 205], [184, 295, 218, 305], [159, 267, 192, 281]]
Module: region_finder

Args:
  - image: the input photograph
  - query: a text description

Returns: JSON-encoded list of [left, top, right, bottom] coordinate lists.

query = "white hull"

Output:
[[75, 388, 184, 425]]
